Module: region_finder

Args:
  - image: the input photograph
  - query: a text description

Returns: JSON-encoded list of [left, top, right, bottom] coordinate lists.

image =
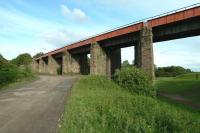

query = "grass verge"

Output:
[[59, 75, 200, 133], [156, 73, 200, 104]]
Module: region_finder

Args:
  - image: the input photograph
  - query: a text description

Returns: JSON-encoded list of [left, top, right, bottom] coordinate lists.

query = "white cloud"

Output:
[[61, 5, 89, 22], [0, 6, 90, 59], [73, 8, 88, 22], [39, 29, 86, 47], [61, 4, 70, 16]]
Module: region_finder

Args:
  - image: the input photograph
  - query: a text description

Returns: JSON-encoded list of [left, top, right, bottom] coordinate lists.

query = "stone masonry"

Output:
[[90, 42, 121, 78], [138, 26, 155, 82], [90, 42, 107, 76], [48, 56, 59, 75], [63, 51, 89, 75]]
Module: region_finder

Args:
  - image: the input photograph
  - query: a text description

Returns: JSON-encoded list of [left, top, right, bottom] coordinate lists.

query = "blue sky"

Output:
[[0, 0, 200, 71]]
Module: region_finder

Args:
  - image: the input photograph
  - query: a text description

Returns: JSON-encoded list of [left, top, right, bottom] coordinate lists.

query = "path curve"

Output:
[[0, 75, 77, 133]]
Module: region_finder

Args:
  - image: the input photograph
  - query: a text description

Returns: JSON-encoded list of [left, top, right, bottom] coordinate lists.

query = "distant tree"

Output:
[[33, 52, 44, 59], [11, 53, 32, 66], [155, 66, 192, 77], [122, 60, 132, 67], [0, 54, 8, 66]]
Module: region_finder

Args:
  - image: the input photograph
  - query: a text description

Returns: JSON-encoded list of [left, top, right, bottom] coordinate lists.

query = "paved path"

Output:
[[0, 76, 77, 133]]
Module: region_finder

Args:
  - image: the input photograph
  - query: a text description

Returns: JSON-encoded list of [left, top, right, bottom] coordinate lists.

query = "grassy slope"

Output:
[[59, 75, 200, 133], [156, 73, 200, 104]]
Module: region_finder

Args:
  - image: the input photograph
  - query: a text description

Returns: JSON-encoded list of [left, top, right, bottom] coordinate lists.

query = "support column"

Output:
[[38, 58, 47, 74], [111, 49, 121, 75], [90, 42, 107, 76], [62, 51, 81, 75], [134, 44, 141, 67], [138, 26, 155, 82], [79, 54, 89, 75], [62, 51, 71, 74], [32, 60, 39, 73], [107, 48, 121, 78], [90, 42, 121, 78], [48, 56, 59, 75], [71, 54, 80, 74]]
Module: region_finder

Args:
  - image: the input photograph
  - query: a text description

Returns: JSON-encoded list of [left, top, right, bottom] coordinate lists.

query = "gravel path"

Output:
[[0, 75, 77, 133]]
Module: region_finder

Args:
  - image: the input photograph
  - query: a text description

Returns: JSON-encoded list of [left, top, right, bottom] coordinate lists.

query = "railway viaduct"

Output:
[[32, 4, 200, 82]]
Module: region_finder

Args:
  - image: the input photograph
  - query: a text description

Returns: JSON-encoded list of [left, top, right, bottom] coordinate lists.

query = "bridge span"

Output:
[[32, 4, 200, 81]]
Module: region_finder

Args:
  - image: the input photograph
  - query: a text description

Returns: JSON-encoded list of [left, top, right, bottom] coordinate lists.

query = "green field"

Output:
[[59, 75, 200, 133], [156, 73, 200, 109]]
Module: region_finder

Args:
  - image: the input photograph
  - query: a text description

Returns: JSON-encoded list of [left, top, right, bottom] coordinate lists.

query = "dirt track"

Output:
[[0, 75, 77, 133]]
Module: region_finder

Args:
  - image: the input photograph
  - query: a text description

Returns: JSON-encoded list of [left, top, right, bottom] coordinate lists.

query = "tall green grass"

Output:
[[59, 76, 200, 133]]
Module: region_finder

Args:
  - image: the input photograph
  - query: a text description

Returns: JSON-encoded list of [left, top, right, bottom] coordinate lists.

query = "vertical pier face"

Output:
[[62, 51, 89, 75], [32, 60, 39, 73], [39, 58, 48, 74], [48, 56, 60, 75], [135, 26, 155, 82], [90, 42, 121, 78], [62, 51, 72, 74], [90, 42, 107, 76], [79, 54, 90, 75]]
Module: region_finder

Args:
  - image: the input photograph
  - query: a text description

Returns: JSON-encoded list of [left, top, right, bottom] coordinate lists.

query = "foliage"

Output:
[[155, 66, 192, 77], [11, 53, 32, 66], [121, 60, 132, 67], [33, 52, 44, 59], [0, 54, 8, 65], [113, 66, 156, 97], [0, 63, 20, 85], [0, 54, 34, 88], [59, 76, 200, 133]]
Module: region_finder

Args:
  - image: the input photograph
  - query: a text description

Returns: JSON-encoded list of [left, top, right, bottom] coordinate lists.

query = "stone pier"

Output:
[[38, 58, 48, 74], [48, 56, 60, 75], [62, 51, 89, 75], [90, 42, 121, 78], [135, 26, 155, 81]]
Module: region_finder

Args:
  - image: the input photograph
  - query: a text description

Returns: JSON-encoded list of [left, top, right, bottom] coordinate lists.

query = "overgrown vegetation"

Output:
[[0, 54, 35, 88], [59, 76, 200, 133], [155, 66, 192, 77], [113, 66, 156, 97]]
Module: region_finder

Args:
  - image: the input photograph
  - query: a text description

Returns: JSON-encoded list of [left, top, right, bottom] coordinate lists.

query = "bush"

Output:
[[0, 62, 34, 88], [113, 66, 156, 97], [0, 63, 20, 85]]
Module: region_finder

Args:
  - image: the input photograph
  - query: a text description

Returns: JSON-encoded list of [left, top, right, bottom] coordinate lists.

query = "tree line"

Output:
[[122, 60, 193, 77]]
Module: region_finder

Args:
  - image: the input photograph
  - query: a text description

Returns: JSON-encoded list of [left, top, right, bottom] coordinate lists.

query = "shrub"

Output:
[[0, 63, 20, 85], [0, 62, 34, 88], [113, 66, 156, 97]]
